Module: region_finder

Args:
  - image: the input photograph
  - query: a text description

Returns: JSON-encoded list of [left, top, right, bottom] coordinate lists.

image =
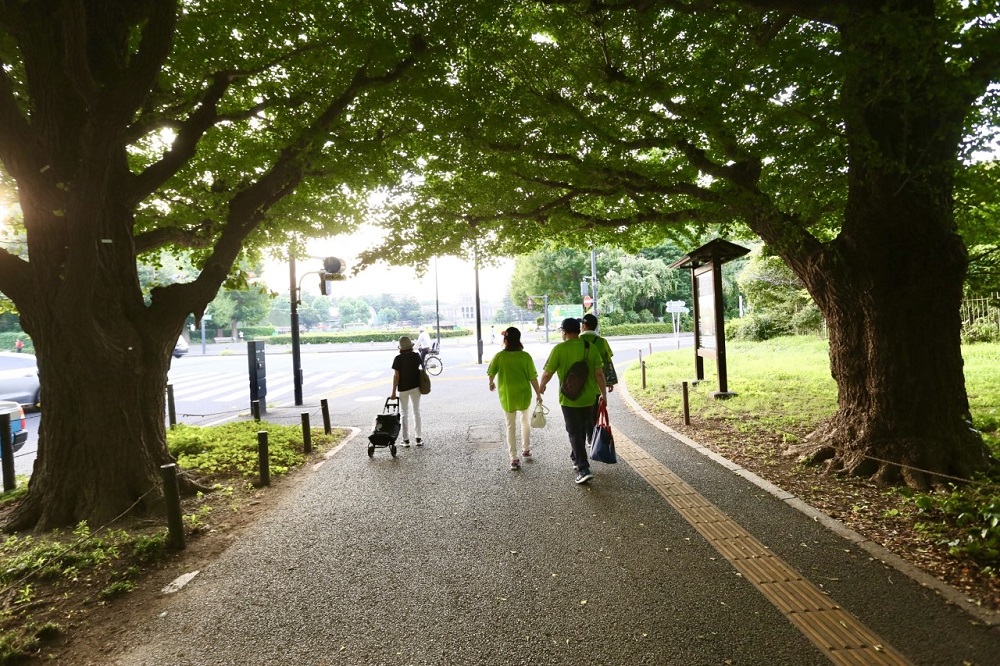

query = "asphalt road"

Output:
[[10, 334, 680, 477], [106, 338, 998, 665]]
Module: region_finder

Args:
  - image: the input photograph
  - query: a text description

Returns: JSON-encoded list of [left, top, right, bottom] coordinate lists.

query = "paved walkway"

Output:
[[113, 360, 998, 665]]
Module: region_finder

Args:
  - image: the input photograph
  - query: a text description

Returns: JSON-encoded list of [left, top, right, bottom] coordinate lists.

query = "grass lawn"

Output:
[[627, 336, 999, 455]]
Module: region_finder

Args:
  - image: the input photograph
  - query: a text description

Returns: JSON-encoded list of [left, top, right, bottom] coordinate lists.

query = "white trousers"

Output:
[[399, 388, 422, 441], [505, 409, 531, 459]]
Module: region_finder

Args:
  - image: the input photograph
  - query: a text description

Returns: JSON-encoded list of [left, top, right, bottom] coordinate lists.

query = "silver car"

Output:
[[0, 351, 40, 409]]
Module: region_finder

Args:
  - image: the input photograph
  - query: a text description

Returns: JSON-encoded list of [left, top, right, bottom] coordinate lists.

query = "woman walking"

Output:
[[487, 327, 542, 470], [391, 336, 424, 447]]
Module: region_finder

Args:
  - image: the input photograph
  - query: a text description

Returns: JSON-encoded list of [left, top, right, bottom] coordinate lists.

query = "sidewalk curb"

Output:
[[615, 369, 1000, 627]]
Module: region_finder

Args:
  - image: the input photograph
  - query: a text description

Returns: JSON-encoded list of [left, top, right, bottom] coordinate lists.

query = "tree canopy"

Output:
[[364, 1, 1000, 487], [0, 0, 487, 530]]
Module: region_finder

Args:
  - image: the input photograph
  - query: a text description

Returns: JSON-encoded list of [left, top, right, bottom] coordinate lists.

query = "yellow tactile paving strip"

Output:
[[615, 432, 911, 666]]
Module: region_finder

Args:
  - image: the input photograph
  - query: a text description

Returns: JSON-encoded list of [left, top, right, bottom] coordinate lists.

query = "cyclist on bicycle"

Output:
[[416, 327, 432, 364]]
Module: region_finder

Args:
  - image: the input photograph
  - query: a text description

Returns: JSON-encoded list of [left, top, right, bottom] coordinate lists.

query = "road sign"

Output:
[[549, 304, 584, 320], [526, 297, 534, 309], [583, 295, 593, 308], [666, 301, 688, 313]]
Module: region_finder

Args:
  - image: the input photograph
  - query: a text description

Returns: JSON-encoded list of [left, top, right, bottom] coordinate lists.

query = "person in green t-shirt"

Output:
[[539, 317, 607, 484], [581, 313, 613, 390], [581, 313, 614, 445], [487, 327, 542, 470]]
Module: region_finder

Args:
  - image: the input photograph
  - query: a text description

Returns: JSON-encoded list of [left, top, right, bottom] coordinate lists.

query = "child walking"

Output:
[[487, 327, 542, 470]]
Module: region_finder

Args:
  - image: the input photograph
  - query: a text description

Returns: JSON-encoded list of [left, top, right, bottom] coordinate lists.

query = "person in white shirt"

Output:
[[416, 327, 432, 364]]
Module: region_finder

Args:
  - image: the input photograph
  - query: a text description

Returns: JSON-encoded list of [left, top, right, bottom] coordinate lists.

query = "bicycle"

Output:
[[422, 342, 443, 376]]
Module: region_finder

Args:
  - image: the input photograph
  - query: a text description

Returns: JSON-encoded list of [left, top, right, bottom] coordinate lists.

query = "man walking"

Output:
[[539, 317, 607, 484], [581, 313, 614, 446], [581, 313, 614, 393]]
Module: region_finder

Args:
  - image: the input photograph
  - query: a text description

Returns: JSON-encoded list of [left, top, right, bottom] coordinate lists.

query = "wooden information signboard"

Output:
[[669, 239, 750, 399]]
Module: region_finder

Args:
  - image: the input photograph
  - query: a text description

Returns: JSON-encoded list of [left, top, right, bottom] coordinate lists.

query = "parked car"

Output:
[[0, 351, 40, 410], [0, 400, 28, 455], [173, 336, 189, 358]]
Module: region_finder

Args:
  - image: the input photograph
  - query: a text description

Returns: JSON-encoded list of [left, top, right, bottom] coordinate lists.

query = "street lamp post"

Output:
[[590, 247, 599, 318], [434, 258, 441, 347], [290, 252, 345, 406], [474, 247, 483, 363], [289, 253, 303, 406]]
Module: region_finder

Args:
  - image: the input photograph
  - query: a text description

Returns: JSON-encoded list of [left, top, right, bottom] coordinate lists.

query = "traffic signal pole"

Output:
[[290, 253, 303, 406]]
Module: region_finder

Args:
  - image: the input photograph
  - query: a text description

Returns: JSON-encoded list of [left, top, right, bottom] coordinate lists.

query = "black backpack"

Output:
[[560, 341, 590, 400]]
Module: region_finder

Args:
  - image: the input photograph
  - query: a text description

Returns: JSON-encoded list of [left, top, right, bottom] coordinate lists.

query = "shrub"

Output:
[[0, 332, 31, 353], [962, 316, 1000, 344], [241, 325, 276, 338], [727, 313, 784, 341], [789, 303, 825, 335], [600, 323, 672, 336], [262, 329, 469, 345]]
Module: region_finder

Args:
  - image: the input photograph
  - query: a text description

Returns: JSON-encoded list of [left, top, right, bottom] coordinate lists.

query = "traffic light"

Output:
[[323, 257, 344, 275], [320, 256, 345, 295]]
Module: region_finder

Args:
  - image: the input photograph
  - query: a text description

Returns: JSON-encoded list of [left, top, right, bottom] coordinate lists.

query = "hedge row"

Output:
[[600, 323, 674, 336], [0, 332, 31, 353], [261, 329, 470, 345]]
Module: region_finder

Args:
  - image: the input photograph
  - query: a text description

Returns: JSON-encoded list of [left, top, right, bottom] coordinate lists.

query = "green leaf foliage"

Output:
[[167, 421, 345, 479]]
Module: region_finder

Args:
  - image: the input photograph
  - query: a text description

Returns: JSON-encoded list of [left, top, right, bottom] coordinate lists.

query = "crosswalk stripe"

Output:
[[315, 372, 358, 388]]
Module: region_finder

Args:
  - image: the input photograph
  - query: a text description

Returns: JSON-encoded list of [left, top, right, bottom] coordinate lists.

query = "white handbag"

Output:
[[530, 402, 548, 429]]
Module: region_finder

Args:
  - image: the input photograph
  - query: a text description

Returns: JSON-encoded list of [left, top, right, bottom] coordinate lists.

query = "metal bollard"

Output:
[[301, 412, 312, 454], [682, 381, 691, 425], [252, 400, 261, 422], [160, 464, 185, 550], [649, 342, 652, 355], [641, 360, 647, 390], [0, 413, 14, 492], [257, 431, 270, 486], [167, 384, 177, 429], [320, 398, 331, 435]]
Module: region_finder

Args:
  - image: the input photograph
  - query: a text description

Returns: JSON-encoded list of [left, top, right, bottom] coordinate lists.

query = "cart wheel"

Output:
[[367, 444, 375, 457], [390, 444, 397, 457]]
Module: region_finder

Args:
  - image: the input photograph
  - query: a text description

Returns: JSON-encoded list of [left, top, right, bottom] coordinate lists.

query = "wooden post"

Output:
[[257, 431, 270, 486], [0, 414, 15, 492], [301, 412, 312, 454], [682, 381, 691, 425], [320, 398, 332, 435], [641, 361, 647, 390], [167, 384, 177, 429], [160, 464, 185, 551]]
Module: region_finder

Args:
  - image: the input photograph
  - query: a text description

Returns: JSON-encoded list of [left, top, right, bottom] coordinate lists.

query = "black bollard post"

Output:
[[301, 412, 312, 454], [160, 464, 186, 550], [167, 384, 177, 429], [0, 414, 15, 492], [682, 381, 691, 425], [641, 360, 647, 390], [257, 431, 270, 486], [252, 400, 261, 422], [320, 398, 331, 435]]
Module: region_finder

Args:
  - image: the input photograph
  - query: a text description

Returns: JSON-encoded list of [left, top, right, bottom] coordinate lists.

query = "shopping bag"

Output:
[[530, 402, 549, 429], [419, 370, 431, 395], [590, 403, 617, 464]]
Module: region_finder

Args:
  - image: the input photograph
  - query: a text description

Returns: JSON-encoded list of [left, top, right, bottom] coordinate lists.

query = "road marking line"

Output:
[[314, 372, 359, 388], [614, 431, 910, 666]]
